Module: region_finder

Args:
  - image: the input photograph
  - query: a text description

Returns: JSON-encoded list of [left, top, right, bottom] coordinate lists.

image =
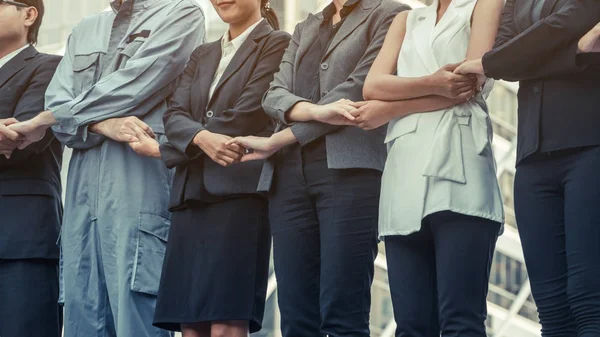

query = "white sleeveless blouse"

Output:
[[379, 0, 504, 237]]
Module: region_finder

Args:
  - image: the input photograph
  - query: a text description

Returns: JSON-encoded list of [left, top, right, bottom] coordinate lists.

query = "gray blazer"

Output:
[[258, 0, 409, 191]]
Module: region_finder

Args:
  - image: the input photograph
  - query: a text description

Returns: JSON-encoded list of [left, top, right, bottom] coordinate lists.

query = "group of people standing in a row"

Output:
[[1, 0, 599, 336]]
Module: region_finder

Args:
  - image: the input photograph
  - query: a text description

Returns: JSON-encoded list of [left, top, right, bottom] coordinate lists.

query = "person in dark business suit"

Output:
[[152, 1, 290, 337], [0, 1, 62, 337], [227, 0, 409, 336], [455, 1, 600, 336]]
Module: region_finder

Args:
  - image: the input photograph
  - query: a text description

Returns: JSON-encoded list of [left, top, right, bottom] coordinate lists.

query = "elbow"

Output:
[[363, 82, 377, 101]]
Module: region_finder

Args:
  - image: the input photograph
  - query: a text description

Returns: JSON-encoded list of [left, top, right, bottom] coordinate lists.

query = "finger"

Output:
[[335, 107, 356, 121], [448, 73, 473, 83], [133, 119, 155, 138], [1, 118, 19, 126], [240, 152, 268, 162], [132, 125, 150, 140], [350, 101, 368, 108], [0, 125, 21, 141], [443, 62, 462, 71], [226, 143, 245, 154]]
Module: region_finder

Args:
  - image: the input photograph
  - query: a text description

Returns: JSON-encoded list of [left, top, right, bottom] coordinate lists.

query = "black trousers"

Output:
[[0, 259, 61, 337], [385, 211, 500, 337], [269, 143, 381, 337], [514, 146, 600, 337]]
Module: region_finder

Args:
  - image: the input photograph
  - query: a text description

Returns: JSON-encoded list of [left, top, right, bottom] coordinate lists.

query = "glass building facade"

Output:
[[37, 0, 537, 336]]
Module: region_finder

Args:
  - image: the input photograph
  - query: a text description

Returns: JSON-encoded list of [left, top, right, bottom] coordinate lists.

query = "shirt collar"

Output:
[[221, 18, 264, 53], [110, 0, 148, 13], [323, 0, 361, 22], [0, 44, 29, 70]]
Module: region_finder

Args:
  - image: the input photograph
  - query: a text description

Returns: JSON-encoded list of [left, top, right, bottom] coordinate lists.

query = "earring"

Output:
[[264, 1, 272, 11]]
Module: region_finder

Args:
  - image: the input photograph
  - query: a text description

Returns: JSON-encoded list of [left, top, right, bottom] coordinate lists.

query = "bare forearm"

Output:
[[389, 96, 465, 118], [364, 74, 436, 101], [270, 127, 298, 147], [286, 101, 318, 122]]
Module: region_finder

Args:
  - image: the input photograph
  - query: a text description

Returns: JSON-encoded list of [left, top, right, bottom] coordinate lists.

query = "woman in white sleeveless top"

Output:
[[354, 0, 505, 335]]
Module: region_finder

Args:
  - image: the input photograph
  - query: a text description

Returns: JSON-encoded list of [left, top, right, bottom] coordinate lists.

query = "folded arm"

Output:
[[46, 5, 205, 149], [288, 5, 407, 146], [482, 0, 600, 81]]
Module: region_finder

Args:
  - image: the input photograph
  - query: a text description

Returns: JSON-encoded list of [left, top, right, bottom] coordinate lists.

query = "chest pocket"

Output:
[[118, 38, 145, 70], [72, 53, 101, 94]]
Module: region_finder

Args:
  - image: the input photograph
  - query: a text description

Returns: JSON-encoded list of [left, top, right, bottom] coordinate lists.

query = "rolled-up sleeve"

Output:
[[46, 4, 205, 148]]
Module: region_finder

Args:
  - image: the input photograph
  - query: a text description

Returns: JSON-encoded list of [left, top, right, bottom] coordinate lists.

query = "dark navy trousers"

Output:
[[514, 146, 600, 337], [269, 143, 381, 337], [385, 211, 500, 337]]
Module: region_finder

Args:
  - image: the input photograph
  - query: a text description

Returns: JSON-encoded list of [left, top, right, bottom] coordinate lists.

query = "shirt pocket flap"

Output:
[[121, 40, 144, 59], [73, 54, 100, 72]]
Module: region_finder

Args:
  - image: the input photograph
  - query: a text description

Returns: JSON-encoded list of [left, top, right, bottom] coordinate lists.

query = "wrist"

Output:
[[151, 143, 161, 158], [36, 110, 58, 128], [193, 129, 210, 146]]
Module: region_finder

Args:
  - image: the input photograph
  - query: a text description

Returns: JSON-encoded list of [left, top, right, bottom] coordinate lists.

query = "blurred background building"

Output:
[[38, 0, 534, 336]]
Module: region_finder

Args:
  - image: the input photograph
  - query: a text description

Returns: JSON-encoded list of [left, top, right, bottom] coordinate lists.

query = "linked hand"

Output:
[[311, 99, 358, 125], [0, 118, 20, 158], [226, 136, 279, 162], [194, 130, 244, 167], [8, 118, 48, 151], [128, 125, 161, 158], [350, 101, 395, 131], [90, 116, 155, 143]]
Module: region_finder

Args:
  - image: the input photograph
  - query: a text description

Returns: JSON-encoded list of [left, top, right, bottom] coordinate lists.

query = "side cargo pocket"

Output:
[[131, 212, 171, 296]]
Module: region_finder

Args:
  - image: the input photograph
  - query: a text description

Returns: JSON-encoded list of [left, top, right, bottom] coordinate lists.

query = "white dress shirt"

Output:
[[0, 44, 29, 70], [208, 19, 264, 101]]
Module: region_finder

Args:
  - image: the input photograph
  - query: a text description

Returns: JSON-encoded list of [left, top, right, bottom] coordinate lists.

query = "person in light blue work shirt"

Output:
[[7, 0, 205, 336]]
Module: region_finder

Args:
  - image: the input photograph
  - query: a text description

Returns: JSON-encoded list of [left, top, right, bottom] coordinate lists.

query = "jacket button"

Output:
[[533, 87, 540, 94], [206, 110, 214, 118], [320, 63, 329, 70]]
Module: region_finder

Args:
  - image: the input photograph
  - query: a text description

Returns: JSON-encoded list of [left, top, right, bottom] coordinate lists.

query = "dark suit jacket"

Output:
[[0, 46, 63, 260], [160, 20, 291, 209], [482, 0, 600, 164]]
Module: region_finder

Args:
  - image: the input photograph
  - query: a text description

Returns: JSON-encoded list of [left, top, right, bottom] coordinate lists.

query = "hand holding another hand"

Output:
[[309, 99, 358, 126], [194, 130, 244, 167], [0, 118, 21, 158], [432, 62, 478, 100], [128, 125, 161, 158], [349, 100, 395, 130], [226, 136, 279, 162], [90, 116, 155, 143]]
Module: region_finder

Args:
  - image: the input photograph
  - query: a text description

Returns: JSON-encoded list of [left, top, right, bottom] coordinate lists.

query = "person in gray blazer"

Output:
[[227, 0, 409, 336]]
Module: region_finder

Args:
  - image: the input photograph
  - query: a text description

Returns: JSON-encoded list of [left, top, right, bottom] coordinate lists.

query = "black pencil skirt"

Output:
[[153, 196, 270, 333]]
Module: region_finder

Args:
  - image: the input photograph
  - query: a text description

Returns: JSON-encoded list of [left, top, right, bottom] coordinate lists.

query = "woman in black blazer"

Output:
[[152, 2, 290, 336], [455, 1, 600, 335]]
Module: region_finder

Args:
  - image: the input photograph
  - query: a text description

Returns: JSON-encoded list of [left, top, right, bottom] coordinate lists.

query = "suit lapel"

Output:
[[0, 45, 37, 89], [295, 13, 321, 76], [541, 0, 560, 18], [515, 0, 535, 32], [321, 0, 378, 61], [194, 43, 221, 114], [207, 20, 273, 108]]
